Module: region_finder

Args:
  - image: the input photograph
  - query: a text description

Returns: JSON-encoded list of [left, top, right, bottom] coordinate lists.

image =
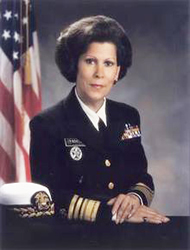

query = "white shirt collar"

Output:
[[75, 88, 107, 131]]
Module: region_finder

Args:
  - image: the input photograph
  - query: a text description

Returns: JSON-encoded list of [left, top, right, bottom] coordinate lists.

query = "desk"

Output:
[[0, 212, 189, 250]]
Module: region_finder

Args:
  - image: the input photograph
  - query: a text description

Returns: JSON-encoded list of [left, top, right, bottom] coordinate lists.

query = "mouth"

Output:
[[90, 83, 104, 88]]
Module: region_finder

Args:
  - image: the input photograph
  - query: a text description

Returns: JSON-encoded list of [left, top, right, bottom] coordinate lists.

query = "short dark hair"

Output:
[[55, 15, 132, 83]]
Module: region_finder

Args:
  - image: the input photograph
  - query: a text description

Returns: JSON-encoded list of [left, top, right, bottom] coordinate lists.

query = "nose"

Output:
[[94, 63, 104, 78]]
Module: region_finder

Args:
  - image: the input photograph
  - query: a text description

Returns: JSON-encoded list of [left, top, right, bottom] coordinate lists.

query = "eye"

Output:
[[104, 60, 115, 67], [85, 58, 96, 65]]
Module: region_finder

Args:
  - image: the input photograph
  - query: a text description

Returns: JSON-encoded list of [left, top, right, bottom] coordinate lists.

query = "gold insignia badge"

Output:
[[13, 191, 55, 218]]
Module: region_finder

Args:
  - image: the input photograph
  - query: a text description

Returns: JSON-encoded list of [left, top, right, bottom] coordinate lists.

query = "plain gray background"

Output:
[[34, 0, 189, 216]]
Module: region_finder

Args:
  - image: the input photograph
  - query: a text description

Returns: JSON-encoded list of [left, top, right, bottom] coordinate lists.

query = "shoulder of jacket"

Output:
[[107, 99, 139, 116], [30, 99, 66, 129]]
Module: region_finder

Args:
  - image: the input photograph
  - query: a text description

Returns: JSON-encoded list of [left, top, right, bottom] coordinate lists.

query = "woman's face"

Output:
[[76, 42, 120, 111]]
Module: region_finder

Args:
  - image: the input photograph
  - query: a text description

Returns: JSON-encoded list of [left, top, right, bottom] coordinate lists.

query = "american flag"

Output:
[[0, 0, 41, 186]]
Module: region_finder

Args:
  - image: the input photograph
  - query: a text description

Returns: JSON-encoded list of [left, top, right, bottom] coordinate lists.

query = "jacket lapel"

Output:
[[106, 100, 124, 147], [62, 88, 105, 152]]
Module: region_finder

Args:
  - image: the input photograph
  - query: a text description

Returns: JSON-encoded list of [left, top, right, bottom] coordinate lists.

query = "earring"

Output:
[[114, 78, 118, 85]]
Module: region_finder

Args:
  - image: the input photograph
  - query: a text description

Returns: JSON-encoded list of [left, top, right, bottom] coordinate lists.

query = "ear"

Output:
[[115, 66, 121, 81]]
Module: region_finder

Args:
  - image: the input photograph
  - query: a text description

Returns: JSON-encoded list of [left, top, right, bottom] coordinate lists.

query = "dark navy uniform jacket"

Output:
[[30, 88, 154, 222]]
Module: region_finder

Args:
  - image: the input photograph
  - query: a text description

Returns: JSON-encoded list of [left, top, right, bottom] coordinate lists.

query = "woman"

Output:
[[30, 15, 169, 224]]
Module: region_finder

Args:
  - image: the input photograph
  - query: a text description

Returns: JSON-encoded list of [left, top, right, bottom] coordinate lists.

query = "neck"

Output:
[[75, 88, 104, 113], [85, 100, 104, 113]]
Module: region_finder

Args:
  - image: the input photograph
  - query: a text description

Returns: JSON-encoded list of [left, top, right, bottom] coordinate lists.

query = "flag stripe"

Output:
[[0, 48, 13, 92], [23, 81, 41, 118], [0, 112, 15, 162], [14, 98, 30, 154], [13, 71, 23, 115], [33, 32, 41, 78], [15, 140, 31, 182], [29, 45, 41, 97], [0, 145, 15, 183], [0, 79, 15, 129], [15, 141, 28, 181]]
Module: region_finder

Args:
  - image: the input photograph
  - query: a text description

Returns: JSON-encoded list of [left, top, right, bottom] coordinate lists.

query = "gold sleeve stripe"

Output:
[[84, 200, 95, 221], [83, 199, 91, 221], [73, 197, 83, 220], [77, 197, 85, 219], [68, 196, 101, 222], [90, 201, 101, 222], [136, 182, 154, 194], [79, 198, 88, 220], [68, 195, 79, 220], [132, 183, 154, 206]]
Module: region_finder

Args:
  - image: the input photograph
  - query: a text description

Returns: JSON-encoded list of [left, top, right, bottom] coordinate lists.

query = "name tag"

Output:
[[64, 138, 86, 147]]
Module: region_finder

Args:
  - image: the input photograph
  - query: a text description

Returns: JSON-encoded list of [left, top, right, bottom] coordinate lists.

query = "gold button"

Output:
[[108, 182, 114, 190], [105, 159, 111, 167]]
